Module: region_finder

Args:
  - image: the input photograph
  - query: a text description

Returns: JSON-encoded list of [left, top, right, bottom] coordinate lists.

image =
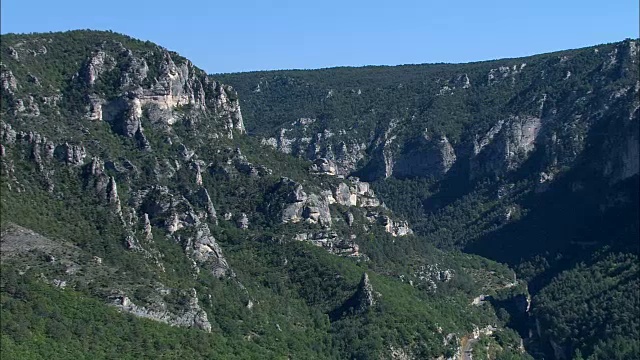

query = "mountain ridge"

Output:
[[211, 38, 637, 76]]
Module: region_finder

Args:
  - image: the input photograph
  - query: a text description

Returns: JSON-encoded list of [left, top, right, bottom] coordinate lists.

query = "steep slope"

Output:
[[0, 30, 531, 359], [218, 40, 638, 183], [218, 39, 640, 359]]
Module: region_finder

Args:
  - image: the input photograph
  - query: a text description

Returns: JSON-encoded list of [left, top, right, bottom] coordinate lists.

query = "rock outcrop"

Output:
[[82, 50, 115, 85], [401, 264, 454, 291], [266, 116, 460, 182], [310, 157, 337, 176], [376, 215, 413, 237], [280, 179, 332, 226], [355, 273, 376, 312], [143, 213, 153, 241], [133, 186, 199, 233], [85, 157, 110, 198], [127, 186, 232, 277], [75, 44, 245, 139], [186, 224, 231, 278], [107, 176, 123, 215], [209, 147, 272, 178], [334, 178, 381, 207], [55, 143, 87, 166], [1, 66, 18, 94], [294, 232, 361, 257], [277, 174, 413, 248], [195, 188, 218, 224], [261, 119, 367, 176], [236, 213, 249, 229], [111, 288, 212, 332]]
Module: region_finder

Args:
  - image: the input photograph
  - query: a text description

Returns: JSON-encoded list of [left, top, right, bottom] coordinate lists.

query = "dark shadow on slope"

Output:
[[466, 93, 639, 291], [466, 172, 638, 294], [420, 155, 475, 214], [489, 294, 532, 339], [328, 273, 372, 321]]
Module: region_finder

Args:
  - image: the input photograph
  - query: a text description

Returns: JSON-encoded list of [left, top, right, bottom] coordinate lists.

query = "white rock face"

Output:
[[334, 178, 380, 208], [310, 158, 337, 175], [143, 213, 153, 241], [107, 176, 122, 216], [191, 161, 203, 185], [472, 295, 489, 306], [197, 188, 217, 224], [84, 50, 115, 85], [504, 116, 542, 167], [1, 67, 18, 93], [281, 175, 410, 251], [389, 346, 413, 360], [474, 119, 505, 156], [440, 136, 457, 173], [377, 215, 413, 237], [373, 121, 458, 180], [294, 231, 361, 257], [460, 73, 471, 89], [280, 178, 332, 226], [262, 121, 366, 176], [237, 213, 249, 229], [471, 116, 542, 177], [334, 182, 358, 206], [487, 63, 526, 85], [86, 96, 103, 121], [81, 49, 244, 138], [189, 224, 230, 278]]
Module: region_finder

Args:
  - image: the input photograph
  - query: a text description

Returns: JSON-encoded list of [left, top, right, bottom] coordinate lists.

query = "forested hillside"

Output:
[[1, 30, 533, 360], [0, 30, 638, 359], [218, 38, 640, 359]]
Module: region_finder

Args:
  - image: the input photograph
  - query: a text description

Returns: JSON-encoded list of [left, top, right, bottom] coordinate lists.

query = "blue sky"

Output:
[[2, 0, 638, 73]]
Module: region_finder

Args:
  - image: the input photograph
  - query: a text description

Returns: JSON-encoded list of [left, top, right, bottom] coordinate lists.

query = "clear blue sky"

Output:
[[2, 0, 638, 74]]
